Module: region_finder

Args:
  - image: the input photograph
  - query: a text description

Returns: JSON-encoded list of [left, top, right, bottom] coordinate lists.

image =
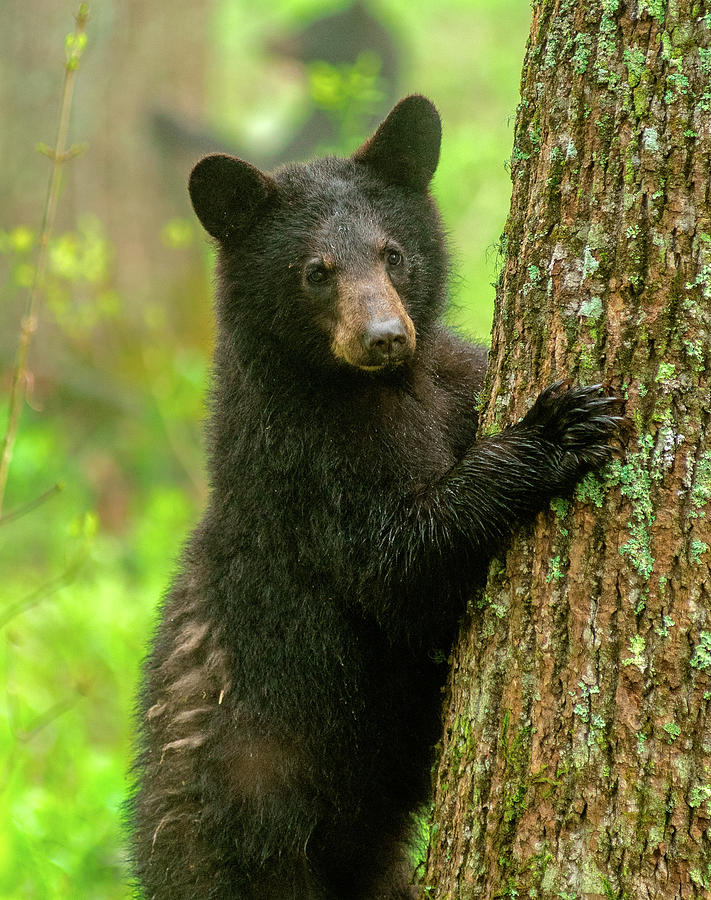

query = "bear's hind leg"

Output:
[[310, 816, 421, 900], [133, 703, 331, 899]]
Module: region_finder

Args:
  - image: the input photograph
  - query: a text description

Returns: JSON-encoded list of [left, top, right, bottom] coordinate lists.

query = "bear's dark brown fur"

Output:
[[129, 96, 621, 899]]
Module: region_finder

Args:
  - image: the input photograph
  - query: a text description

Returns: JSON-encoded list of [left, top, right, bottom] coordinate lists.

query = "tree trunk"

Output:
[[425, 1, 711, 897]]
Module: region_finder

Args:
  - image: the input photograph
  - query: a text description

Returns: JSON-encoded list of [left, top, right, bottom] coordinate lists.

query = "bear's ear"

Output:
[[352, 94, 441, 191], [189, 154, 277, 244]]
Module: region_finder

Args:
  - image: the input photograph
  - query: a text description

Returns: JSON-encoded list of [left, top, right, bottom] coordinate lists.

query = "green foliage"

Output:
[[308, 51, 386, 147], [1, 477, 192, 899], [3, 220, 103, 346]]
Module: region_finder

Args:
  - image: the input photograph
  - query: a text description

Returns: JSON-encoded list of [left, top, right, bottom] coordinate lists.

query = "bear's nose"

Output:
[[362, 318, 409, 364]]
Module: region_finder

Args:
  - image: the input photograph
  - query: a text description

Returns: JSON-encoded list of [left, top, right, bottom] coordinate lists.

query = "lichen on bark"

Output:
[[425, 0, 711, 897]]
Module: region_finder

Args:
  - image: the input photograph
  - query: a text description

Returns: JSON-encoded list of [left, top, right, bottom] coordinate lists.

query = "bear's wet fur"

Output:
[[129, 96, 621, 899]]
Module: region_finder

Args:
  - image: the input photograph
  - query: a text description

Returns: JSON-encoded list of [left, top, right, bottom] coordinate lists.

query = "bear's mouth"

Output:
[[331, 341, 414, 373]]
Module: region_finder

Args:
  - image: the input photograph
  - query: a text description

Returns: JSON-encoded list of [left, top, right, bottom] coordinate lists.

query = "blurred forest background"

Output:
[[1, 0, 530, 896]]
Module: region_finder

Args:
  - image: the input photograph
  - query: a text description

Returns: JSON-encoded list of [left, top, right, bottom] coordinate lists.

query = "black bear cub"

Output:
[[130, 96, 621, 899]]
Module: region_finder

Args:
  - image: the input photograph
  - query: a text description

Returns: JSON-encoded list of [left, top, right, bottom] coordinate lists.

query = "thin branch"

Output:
[[0, 482, 64, 527], [0, 555, 86, 629], [0, 4, 89, 515], [16, 696, 78, 744]]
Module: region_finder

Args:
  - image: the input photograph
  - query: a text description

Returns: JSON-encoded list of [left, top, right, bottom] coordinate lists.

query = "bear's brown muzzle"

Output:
[[330, 273, 416, 371]]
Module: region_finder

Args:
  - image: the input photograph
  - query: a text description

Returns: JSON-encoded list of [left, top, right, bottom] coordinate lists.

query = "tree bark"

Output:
[[425, 1, 711, 897]]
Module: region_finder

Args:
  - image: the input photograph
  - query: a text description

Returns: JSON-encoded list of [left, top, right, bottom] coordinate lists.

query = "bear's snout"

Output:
[[361, 317, 410, 366], [330, 276, 416, 371]]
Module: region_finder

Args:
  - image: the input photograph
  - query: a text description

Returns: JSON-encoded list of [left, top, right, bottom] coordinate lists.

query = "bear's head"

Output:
[[189, 95, 446, 377]]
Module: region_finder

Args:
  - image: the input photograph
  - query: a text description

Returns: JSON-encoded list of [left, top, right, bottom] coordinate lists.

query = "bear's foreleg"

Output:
[[369, 383, 623, 637]]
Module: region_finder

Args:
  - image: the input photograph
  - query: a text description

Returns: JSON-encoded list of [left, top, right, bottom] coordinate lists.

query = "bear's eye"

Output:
[[386, 248, 403, 267], [306, 265, 329, 285]]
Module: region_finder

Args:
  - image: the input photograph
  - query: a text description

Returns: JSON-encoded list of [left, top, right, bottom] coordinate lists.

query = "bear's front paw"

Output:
[[522, 380, 626, 483]]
